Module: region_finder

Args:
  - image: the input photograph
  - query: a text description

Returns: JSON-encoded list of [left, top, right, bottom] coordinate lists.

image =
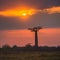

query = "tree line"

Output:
[[0, 44, 60, 53]]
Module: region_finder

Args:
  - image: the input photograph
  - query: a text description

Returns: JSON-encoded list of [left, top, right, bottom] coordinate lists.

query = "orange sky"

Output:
[[0, 28, 60, 47], [0, 0, 60, 47]]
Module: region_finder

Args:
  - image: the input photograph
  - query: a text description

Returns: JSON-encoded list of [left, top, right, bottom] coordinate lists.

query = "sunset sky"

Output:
[[0, 0, 60, 47]]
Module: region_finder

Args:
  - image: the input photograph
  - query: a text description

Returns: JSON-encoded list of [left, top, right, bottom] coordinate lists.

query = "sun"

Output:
[[19, 9, 36, 18], [19, 10, 33, 19], [22, 13, 27, 16]]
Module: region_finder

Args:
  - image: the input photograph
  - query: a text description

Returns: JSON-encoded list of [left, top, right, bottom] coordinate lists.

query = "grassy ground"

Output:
[[0, 51, 60, 60]]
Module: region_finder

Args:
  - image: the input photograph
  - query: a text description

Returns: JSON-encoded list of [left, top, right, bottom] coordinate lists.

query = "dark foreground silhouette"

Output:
[[0, 45, 60, 53], [0, 45, 60, 60]]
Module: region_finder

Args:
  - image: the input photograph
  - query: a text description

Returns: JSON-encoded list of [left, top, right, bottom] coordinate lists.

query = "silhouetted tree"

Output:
[[13, 45, 18, 48], [2, 44, 11, 49], [25, 44, 32, 48]]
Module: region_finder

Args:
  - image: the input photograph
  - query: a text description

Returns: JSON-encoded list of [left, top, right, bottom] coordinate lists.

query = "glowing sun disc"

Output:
[[22, 13, 27, 16]]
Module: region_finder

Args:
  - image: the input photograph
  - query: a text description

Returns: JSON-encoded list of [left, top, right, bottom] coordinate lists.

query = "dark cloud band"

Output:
[[0, 13, 60, 30]]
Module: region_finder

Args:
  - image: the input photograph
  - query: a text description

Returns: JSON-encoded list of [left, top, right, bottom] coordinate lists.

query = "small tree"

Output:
[[13, 45, 18, 48], [25, 43, 32, 48], [2, 44, 11, 49]]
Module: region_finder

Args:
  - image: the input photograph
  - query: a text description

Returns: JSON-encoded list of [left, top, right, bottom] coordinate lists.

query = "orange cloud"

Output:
[[43, 6, 60, 14], [0, 6, 60, 18], [0, 8, 37, 17]]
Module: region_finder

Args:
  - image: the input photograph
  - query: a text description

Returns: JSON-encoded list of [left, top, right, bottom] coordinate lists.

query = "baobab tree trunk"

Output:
[[35, 30, 38, 47]]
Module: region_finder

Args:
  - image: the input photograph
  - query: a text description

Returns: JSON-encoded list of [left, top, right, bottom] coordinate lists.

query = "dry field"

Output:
[[0, 51, 60, 60]]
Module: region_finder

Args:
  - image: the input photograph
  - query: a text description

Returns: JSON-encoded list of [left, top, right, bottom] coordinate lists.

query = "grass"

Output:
[[0, 51, 60, 60]]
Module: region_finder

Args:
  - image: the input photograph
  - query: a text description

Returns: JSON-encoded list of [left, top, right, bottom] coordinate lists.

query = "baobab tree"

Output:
[[28, 26, 42, 48]]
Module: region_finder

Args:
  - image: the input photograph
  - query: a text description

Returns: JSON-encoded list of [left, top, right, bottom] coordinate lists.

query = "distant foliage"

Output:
[[2, 44, 11, 49]]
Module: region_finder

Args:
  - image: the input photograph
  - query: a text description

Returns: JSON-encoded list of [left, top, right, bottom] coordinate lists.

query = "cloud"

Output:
[[43, 6, 60, 14], [0, 9, 37, 17], [0, 0, 60, 10], [0, 0, 60, 16], [0, 0, 60, 30], [0, 12, 60, 30], [0, 6, 60, 17], [0, 16, 24, 30]]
